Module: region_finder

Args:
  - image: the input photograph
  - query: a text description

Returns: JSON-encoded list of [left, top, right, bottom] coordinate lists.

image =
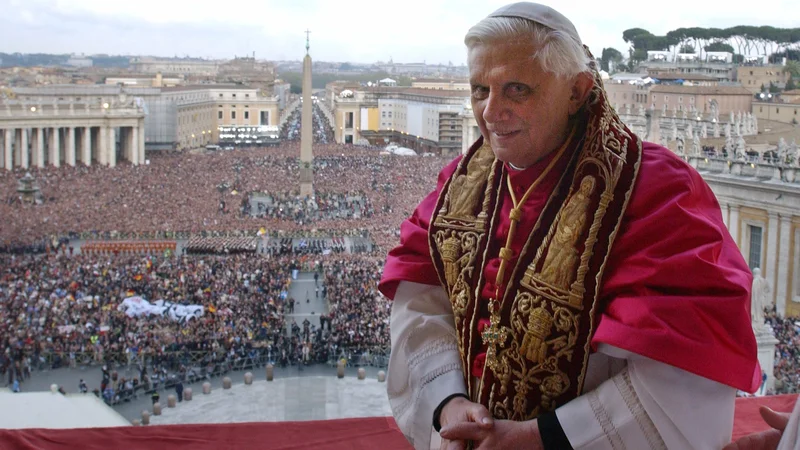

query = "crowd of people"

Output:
[[2, 139, 798, 400], [765, 309, 800, 394], [0, 143, 446, 253], [0, 250, 392, 396], [280, 101, 335, 145], [244, 189, 375, 223]]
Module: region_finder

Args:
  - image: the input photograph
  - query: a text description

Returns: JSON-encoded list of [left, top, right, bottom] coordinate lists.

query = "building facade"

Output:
[[697, 163, 800, 318], [736, 66, 790, 94], [649, 85, 753, 116], [130, 57, 220, 75], [0, 94, 146, 169], [161, 85, 280, 149], [752, 101, 800, 125], [604, 82, 651, 112], [411, 79, 470, 91], [639, 51, 735, 82], [2, 84, 281, 155], [331, 87, 469, 155]]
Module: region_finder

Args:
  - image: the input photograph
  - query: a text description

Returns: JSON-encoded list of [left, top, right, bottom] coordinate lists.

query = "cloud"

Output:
[[0, 0, 798, 63]]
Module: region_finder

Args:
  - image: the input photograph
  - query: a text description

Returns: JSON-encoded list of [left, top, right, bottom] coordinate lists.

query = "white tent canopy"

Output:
[[0, 391, 130, 429], [384, 143, 417, 156]]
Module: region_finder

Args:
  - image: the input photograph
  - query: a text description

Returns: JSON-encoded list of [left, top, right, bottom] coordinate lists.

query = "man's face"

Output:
[[469, 40, 581, 168]]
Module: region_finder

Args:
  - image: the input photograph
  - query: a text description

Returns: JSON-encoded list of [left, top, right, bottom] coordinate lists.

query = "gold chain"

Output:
[[491, 127, 576, 307], [480, 127, 576, 378]]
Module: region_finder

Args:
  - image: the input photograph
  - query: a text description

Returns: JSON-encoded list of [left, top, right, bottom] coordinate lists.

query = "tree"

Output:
[[600, 47, 624, 72], [783, 60, 800, 79], [786, 77, 797, 91], [622, 28, 652, 44], [704, 41, 735, 53], [622, 28, 654, 63], [769, 81, 781, 93]]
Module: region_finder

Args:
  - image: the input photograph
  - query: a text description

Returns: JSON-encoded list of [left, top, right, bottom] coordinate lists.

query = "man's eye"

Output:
[[472, 87, 489, 99], [508, 84, 529, 95]]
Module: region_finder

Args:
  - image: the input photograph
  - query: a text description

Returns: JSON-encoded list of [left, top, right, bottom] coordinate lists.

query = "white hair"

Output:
[[464, 17, 593, 78]]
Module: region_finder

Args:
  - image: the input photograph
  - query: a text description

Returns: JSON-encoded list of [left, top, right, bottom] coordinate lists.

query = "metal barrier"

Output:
[[13, 345, 390, 405]]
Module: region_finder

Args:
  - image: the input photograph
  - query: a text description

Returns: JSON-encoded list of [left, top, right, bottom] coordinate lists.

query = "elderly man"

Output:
[[379, 2, 761, 450]]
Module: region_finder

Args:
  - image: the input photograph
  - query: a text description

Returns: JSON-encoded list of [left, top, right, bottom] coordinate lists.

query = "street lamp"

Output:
[[102, 102, 109, 109], [30, 106, 36, 112]]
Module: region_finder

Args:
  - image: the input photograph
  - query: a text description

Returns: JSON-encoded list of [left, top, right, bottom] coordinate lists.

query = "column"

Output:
[[20, 128, 29, 169], [720, 202, 729, 228], [50, 127, 60, 167], [765, 212, 779, 305], [30, 129, 38, 167], [98, 126, 107, 166], [728, 204, 740, 248], [35, 128, 45, 168], [107, 126, 116, 167], [0, 129, 6, 170], [131, 125, 139, 166], [122, 127, 129, 162], [14, 129, 21, 167], [82, 127, 92, 166], [138, 121, 145, 164], [126, 127, 134, 163], [66, 127, 76, 166], [775, 214, 792, 317]]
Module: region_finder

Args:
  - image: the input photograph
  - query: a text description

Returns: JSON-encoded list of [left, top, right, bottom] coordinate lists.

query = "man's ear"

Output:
[[568, 72, 594, 115]]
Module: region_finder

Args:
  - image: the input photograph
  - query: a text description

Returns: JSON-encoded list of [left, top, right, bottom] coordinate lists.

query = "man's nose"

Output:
[[482, 91, 508, 124]]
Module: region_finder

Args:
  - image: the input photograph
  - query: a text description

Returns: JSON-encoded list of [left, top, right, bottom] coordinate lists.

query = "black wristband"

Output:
[[538, 410, 573, 450], [432, 393, 470, 432]]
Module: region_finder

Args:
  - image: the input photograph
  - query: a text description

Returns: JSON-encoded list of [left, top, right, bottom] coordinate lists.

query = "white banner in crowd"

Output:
[[118, 296, 204, 322]]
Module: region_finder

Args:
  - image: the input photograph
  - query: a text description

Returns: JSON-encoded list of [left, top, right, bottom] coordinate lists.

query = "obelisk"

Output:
[[300, 29, 314, 197]]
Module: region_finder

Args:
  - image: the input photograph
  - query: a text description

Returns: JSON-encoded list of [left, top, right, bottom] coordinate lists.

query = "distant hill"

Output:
[[0, 53, 130, 68]]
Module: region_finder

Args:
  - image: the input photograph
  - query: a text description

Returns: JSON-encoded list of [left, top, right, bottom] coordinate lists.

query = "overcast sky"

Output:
[[1, 0, 798, 64]]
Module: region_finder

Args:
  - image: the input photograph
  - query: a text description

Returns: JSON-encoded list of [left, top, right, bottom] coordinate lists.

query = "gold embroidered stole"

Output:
[[428, 83, 642, 421]]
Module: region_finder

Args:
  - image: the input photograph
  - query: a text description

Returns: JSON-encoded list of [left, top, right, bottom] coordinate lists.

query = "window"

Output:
[[777, 108, 780, 114], [231, 111, 236, 119], [678, 96, 683, 103], [760, 107, 763, 113], [218, 111, 222, 119], [689, 96, 695, 104], [748, 225, 763, 271], [219, 94, 223, 98], [246, 94, 250, 98], [232, 94, 237, 98], [664, 95, 669, 102], [244, 111, 249, 120]]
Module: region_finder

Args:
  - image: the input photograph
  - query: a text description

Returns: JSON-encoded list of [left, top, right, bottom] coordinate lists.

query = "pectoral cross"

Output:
[[481, 311, 508, 374]]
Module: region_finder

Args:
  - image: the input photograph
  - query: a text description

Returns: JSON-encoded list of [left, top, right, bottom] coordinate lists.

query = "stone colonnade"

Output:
[[0, 120, 145, 170]]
